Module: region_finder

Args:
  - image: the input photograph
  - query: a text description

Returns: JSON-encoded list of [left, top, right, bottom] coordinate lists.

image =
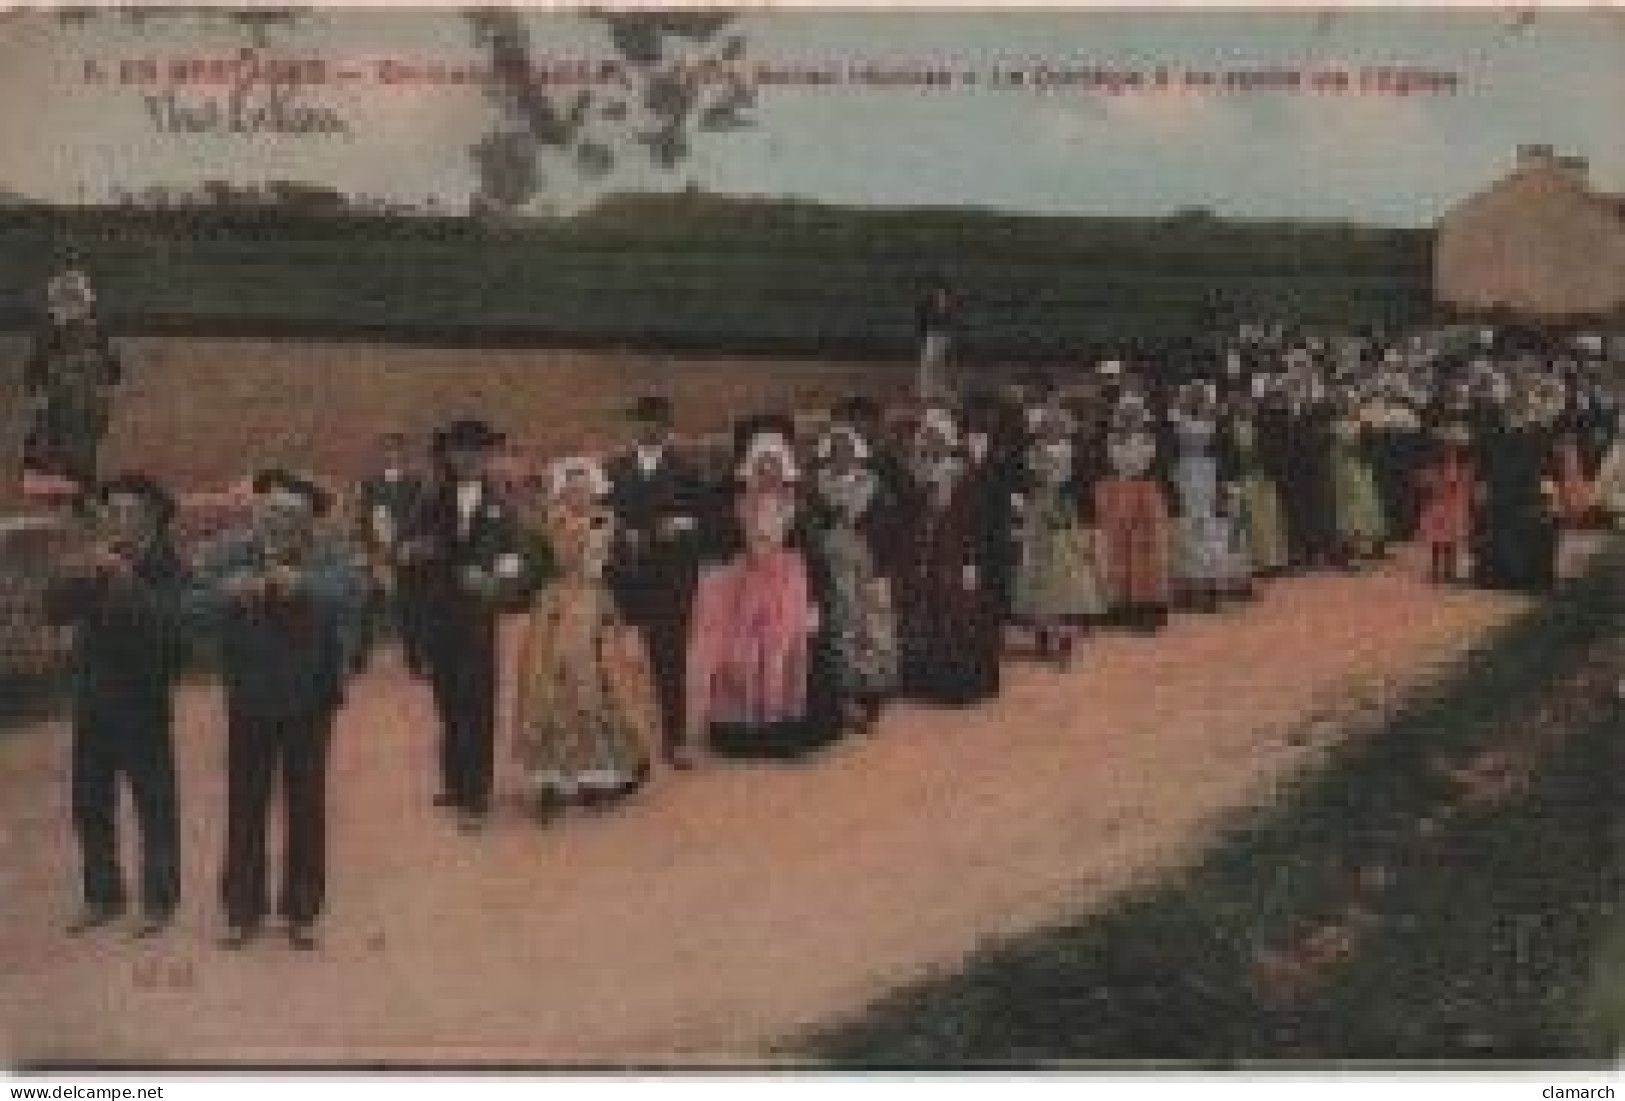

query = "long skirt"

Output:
[[817, 525, 899, 699], [1369, 430, 1423, 542], [1333, 451, 1387, 548], [687, 552, 840, 759], [1013, 519, 1107, 623], [1554, 441, 1595, 527], [1094, 478, 1172, 609], [1240, 473, 1289, 575], [1174, 456, 1248, 588], [514, 581, 654, 800], [896, 584, 1001, 707], [1417, 466, 1473, 550]]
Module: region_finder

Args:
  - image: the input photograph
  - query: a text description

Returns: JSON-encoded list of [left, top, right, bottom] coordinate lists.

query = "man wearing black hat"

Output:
[[605, 396, 703, 767], [195, 468, 367, 949], [43, 474, 190, 938], [402, 418, 527, 828]]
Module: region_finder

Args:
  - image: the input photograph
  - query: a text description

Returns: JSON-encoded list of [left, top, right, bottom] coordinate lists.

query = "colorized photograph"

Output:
[[0, 3, 1622, 1069]]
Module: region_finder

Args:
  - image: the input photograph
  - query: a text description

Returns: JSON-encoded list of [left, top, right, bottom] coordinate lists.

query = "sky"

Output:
[[0, 7, 1621, 226]]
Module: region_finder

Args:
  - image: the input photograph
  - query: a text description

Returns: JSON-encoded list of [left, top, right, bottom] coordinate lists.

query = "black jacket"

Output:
[[43, 540, 191, 721]]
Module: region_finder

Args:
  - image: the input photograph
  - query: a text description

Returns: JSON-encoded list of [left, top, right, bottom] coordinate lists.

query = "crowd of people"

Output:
[[36, 316, 1625, 952]]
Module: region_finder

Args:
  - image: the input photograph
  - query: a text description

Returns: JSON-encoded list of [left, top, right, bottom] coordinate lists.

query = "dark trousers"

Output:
[[428, 621, 497, 813], [396, 583, 433, 676], [221, 706, 334, 929], [71, 706, 179, 918], [358, 580, 432, 675], [642, 618, 687, 755]]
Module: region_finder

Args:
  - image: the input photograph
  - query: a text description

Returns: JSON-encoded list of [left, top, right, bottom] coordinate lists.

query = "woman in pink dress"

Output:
[[682, 419, 838, 762]]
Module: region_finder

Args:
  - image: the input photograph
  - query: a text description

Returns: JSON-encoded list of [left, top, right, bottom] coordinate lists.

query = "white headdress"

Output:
[[1113, 398, 1151, 428], [918, 406, 960, 447], [737, 431, 801, 482], [548, 455, 610, 500], [814, 424, 872, 462], [1097, 359, 1124, 378], [1029, 402, 1076, 435]]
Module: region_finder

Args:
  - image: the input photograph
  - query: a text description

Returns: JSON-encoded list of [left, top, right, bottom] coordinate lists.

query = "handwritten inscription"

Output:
[[143, 85, 351, 137]]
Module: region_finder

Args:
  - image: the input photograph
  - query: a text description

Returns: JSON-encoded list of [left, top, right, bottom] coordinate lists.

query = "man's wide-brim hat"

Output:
[[96, 472, 176, 527], [627, 394, 674, 424], [433, 417, 507, 454]]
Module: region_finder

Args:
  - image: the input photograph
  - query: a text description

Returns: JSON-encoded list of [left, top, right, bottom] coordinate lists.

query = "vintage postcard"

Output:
[[0, 2, 1622, 1074]]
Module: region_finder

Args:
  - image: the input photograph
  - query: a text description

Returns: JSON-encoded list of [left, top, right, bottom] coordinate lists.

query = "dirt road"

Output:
[[0, 549, 1551, 1064]]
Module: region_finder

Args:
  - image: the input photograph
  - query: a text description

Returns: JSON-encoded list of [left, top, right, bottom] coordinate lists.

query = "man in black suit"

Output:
[[195, 469, 367, 950], [959, 388, 1024, 624], [44, 474, 190, 939], [352, 431, 431, 677], [605, 395, 703, 768], [402, 418, 527, 830]]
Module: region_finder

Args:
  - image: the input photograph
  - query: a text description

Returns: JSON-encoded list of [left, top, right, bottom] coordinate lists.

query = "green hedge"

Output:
[[0, 195, 1433, 358]]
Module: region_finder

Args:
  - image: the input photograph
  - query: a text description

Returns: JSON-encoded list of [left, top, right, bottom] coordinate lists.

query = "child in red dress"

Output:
[[1416, 423, 1475, 584]]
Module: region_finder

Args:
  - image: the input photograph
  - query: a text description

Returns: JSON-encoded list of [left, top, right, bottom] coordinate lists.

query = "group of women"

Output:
[[501, 335, 1622, 821]]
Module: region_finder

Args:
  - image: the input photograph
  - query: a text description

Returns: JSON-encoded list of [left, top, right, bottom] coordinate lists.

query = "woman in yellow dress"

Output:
[[513, 456, 657, 821]]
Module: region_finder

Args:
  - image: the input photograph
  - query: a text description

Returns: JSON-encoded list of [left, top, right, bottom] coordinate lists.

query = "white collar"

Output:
[[635, 444, 665, 471]]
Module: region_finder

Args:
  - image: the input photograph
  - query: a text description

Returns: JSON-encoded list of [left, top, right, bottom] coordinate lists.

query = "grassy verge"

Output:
[[796, 552, 1625, 1066]]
